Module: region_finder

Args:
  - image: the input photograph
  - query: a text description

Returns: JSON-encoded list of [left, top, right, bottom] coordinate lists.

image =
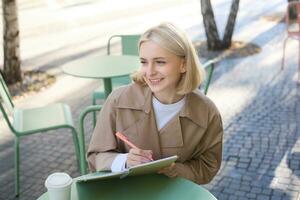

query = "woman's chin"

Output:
[[148, 85, 163, 93]]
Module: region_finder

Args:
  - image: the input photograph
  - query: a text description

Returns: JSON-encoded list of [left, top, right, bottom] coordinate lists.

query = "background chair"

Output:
[[92, 34, 140, 125], [79, 105, 102, 174], [0, 74, 82, 196], [281, 1, 300, 84], [92, 34, 140, 103], [200, 59, 217, 95], [107, 34, 141, 56]]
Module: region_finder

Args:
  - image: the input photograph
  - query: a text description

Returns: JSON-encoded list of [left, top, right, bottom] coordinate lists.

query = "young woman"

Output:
[[87, 22, 223, 184]]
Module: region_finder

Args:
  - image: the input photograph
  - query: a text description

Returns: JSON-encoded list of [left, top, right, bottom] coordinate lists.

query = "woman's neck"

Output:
[[153, 92, 184, 104]]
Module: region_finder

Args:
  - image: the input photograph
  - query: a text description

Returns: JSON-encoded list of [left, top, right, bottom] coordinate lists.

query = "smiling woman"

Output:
[[87, 22, 224, 185], [138, 41, 186, 104], [132, 23, 205, 99]]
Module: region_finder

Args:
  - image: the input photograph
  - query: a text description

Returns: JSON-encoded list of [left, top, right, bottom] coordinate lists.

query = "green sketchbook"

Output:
[[76, 155, 178, 183]]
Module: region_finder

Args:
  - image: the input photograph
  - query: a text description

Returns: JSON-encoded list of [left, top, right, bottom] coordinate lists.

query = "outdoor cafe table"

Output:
[[37, 174, 217, 200], [62, 55, 140, 98]]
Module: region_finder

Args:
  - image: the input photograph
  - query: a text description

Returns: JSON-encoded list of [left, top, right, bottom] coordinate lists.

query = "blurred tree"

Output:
[[201, 0, 240, 50], [1, 0, 22, 84], [287, 0, 298, 20]]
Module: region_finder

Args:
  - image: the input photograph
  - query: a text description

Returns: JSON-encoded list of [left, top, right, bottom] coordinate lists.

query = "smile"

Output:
[[148, 78, 163, 85]]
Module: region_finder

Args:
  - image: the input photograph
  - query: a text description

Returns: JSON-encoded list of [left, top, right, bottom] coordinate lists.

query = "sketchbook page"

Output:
[[76, 171, 126, 183], [76, 155, 178, 182], [127, 155, 178, 177]]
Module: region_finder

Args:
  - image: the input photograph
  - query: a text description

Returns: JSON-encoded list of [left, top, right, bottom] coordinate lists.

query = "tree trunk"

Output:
[[288, 0, 298, 20], [200, 0, 240, 51], [200, 0, 223, 50], [2, 0, 22, 84], [222, 0, 240, 48]]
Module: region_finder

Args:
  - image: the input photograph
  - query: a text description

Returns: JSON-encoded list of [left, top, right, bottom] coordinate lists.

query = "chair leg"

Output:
[[79, 112, 87, 175], [298, 40, 300, 84], [281, 37, 289, 70], [92, 97, 97, 128], [70, 128, 81, 172], [14, 137, 20, 197]]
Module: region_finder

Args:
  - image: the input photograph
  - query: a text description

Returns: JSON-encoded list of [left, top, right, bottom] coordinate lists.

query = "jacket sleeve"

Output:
[[86, 92, 121, 172], [176, 113, 223, 184]]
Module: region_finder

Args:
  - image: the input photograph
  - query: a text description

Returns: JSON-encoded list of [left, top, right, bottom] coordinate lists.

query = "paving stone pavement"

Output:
[[202, 14, 300, 199], [1, 0, 300, 200]]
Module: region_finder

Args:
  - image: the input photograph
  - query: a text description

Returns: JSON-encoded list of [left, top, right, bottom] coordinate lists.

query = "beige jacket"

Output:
[[87, 83, 223, 184]]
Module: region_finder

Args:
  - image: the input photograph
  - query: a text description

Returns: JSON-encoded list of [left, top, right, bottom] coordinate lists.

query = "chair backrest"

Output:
[[0, 72, 14, 113], [287, 2, 300, 34], [107, 34, 141, 56], [0, 73, 16, 132], [200, 59, 218, 95]]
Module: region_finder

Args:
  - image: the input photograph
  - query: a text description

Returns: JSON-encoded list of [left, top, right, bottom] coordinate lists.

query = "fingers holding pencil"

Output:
[[126, 148, 153, 168], [115, 132, 154, 167]]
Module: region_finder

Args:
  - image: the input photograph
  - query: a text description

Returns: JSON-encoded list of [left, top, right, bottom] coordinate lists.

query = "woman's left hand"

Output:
[[157, 163, 178, 178]]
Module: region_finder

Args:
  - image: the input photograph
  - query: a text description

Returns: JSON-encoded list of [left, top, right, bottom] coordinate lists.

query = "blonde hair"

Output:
[[132, 22, 205, 95]]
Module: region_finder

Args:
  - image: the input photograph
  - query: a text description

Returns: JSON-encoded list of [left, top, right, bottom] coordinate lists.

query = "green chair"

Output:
[[201, 59, 218, 95], [107, 34, 141, 56], [79, 105, 103, 174], [92, 34, 140, 125], [0, 74, 82, 196]]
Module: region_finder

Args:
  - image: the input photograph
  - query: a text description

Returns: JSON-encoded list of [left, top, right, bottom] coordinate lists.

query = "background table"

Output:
[[37, 174, 217, 200], [62, 55, 140, 98]]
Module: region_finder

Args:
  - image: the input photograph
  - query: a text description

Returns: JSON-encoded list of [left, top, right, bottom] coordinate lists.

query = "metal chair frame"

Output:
[[281, 1, 300, 84], [0, 74, 82, 196]]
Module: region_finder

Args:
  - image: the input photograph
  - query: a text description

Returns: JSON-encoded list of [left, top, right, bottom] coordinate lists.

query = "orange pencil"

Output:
[[115, 132, 154, 161], [115, 132, 140, 149]]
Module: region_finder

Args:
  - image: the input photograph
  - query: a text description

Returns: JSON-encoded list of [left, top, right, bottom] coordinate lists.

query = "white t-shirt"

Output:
[[152, 96, 186, 130], [110, 96, 186, 172]]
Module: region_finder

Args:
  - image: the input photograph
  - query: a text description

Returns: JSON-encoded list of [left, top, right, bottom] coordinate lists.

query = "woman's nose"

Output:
[[146, 63, 156, 76]]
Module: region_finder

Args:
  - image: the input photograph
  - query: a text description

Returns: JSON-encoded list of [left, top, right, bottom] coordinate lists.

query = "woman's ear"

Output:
[[180, 60, 187, 73]]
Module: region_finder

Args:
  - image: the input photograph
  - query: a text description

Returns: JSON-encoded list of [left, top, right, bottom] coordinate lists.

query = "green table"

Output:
[[62, 55, 140, 98], [37, 174, 217, 200]]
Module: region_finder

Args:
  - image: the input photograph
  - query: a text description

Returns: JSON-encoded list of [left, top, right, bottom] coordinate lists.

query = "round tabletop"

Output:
[[37, 174, 217, 200], [62, 55, 140, 79]]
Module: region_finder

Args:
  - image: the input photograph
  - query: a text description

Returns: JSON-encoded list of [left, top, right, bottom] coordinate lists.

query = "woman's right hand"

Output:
[[126, 148, 153, 168]]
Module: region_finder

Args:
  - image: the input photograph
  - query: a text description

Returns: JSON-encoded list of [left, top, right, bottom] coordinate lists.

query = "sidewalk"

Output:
[[1, 0, 300, 200], [205, 22, 300, 200]]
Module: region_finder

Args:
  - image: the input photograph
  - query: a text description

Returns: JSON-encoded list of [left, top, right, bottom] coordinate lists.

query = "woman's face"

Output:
[[139, 40, 186, 101]]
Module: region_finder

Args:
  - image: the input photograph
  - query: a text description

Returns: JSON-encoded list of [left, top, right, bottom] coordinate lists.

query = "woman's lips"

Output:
[[148, 78, 163, 85]]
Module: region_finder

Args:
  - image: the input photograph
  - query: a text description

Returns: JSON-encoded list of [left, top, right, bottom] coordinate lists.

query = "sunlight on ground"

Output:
[[19, 0, 201, 70], [281, 41, 299, 83], [208, 85, 256, 127], [270, 152, 298, 190], [0, 121, 13, 144], [15, 74, 98, 108]]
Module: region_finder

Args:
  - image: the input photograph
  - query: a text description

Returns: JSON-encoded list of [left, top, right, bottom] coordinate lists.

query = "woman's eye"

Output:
[[140, 61, 147, 64], [156, 61, 166, 64]]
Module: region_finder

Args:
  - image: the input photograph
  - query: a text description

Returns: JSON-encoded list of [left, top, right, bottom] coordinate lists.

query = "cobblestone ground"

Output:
[[1, 0, 299, 200], [203, 20, 300, 200]]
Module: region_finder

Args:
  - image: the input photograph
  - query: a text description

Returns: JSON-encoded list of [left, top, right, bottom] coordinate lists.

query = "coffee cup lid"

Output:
[[45, 172, 72, 188]]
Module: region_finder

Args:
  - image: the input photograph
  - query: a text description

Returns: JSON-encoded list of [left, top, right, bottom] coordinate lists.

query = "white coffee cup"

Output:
[[45, 172, 73, 200]]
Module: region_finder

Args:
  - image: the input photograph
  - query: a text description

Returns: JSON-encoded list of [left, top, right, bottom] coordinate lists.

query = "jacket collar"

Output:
[[115, 84, 208, 128], [179, 90, 208, 128]]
